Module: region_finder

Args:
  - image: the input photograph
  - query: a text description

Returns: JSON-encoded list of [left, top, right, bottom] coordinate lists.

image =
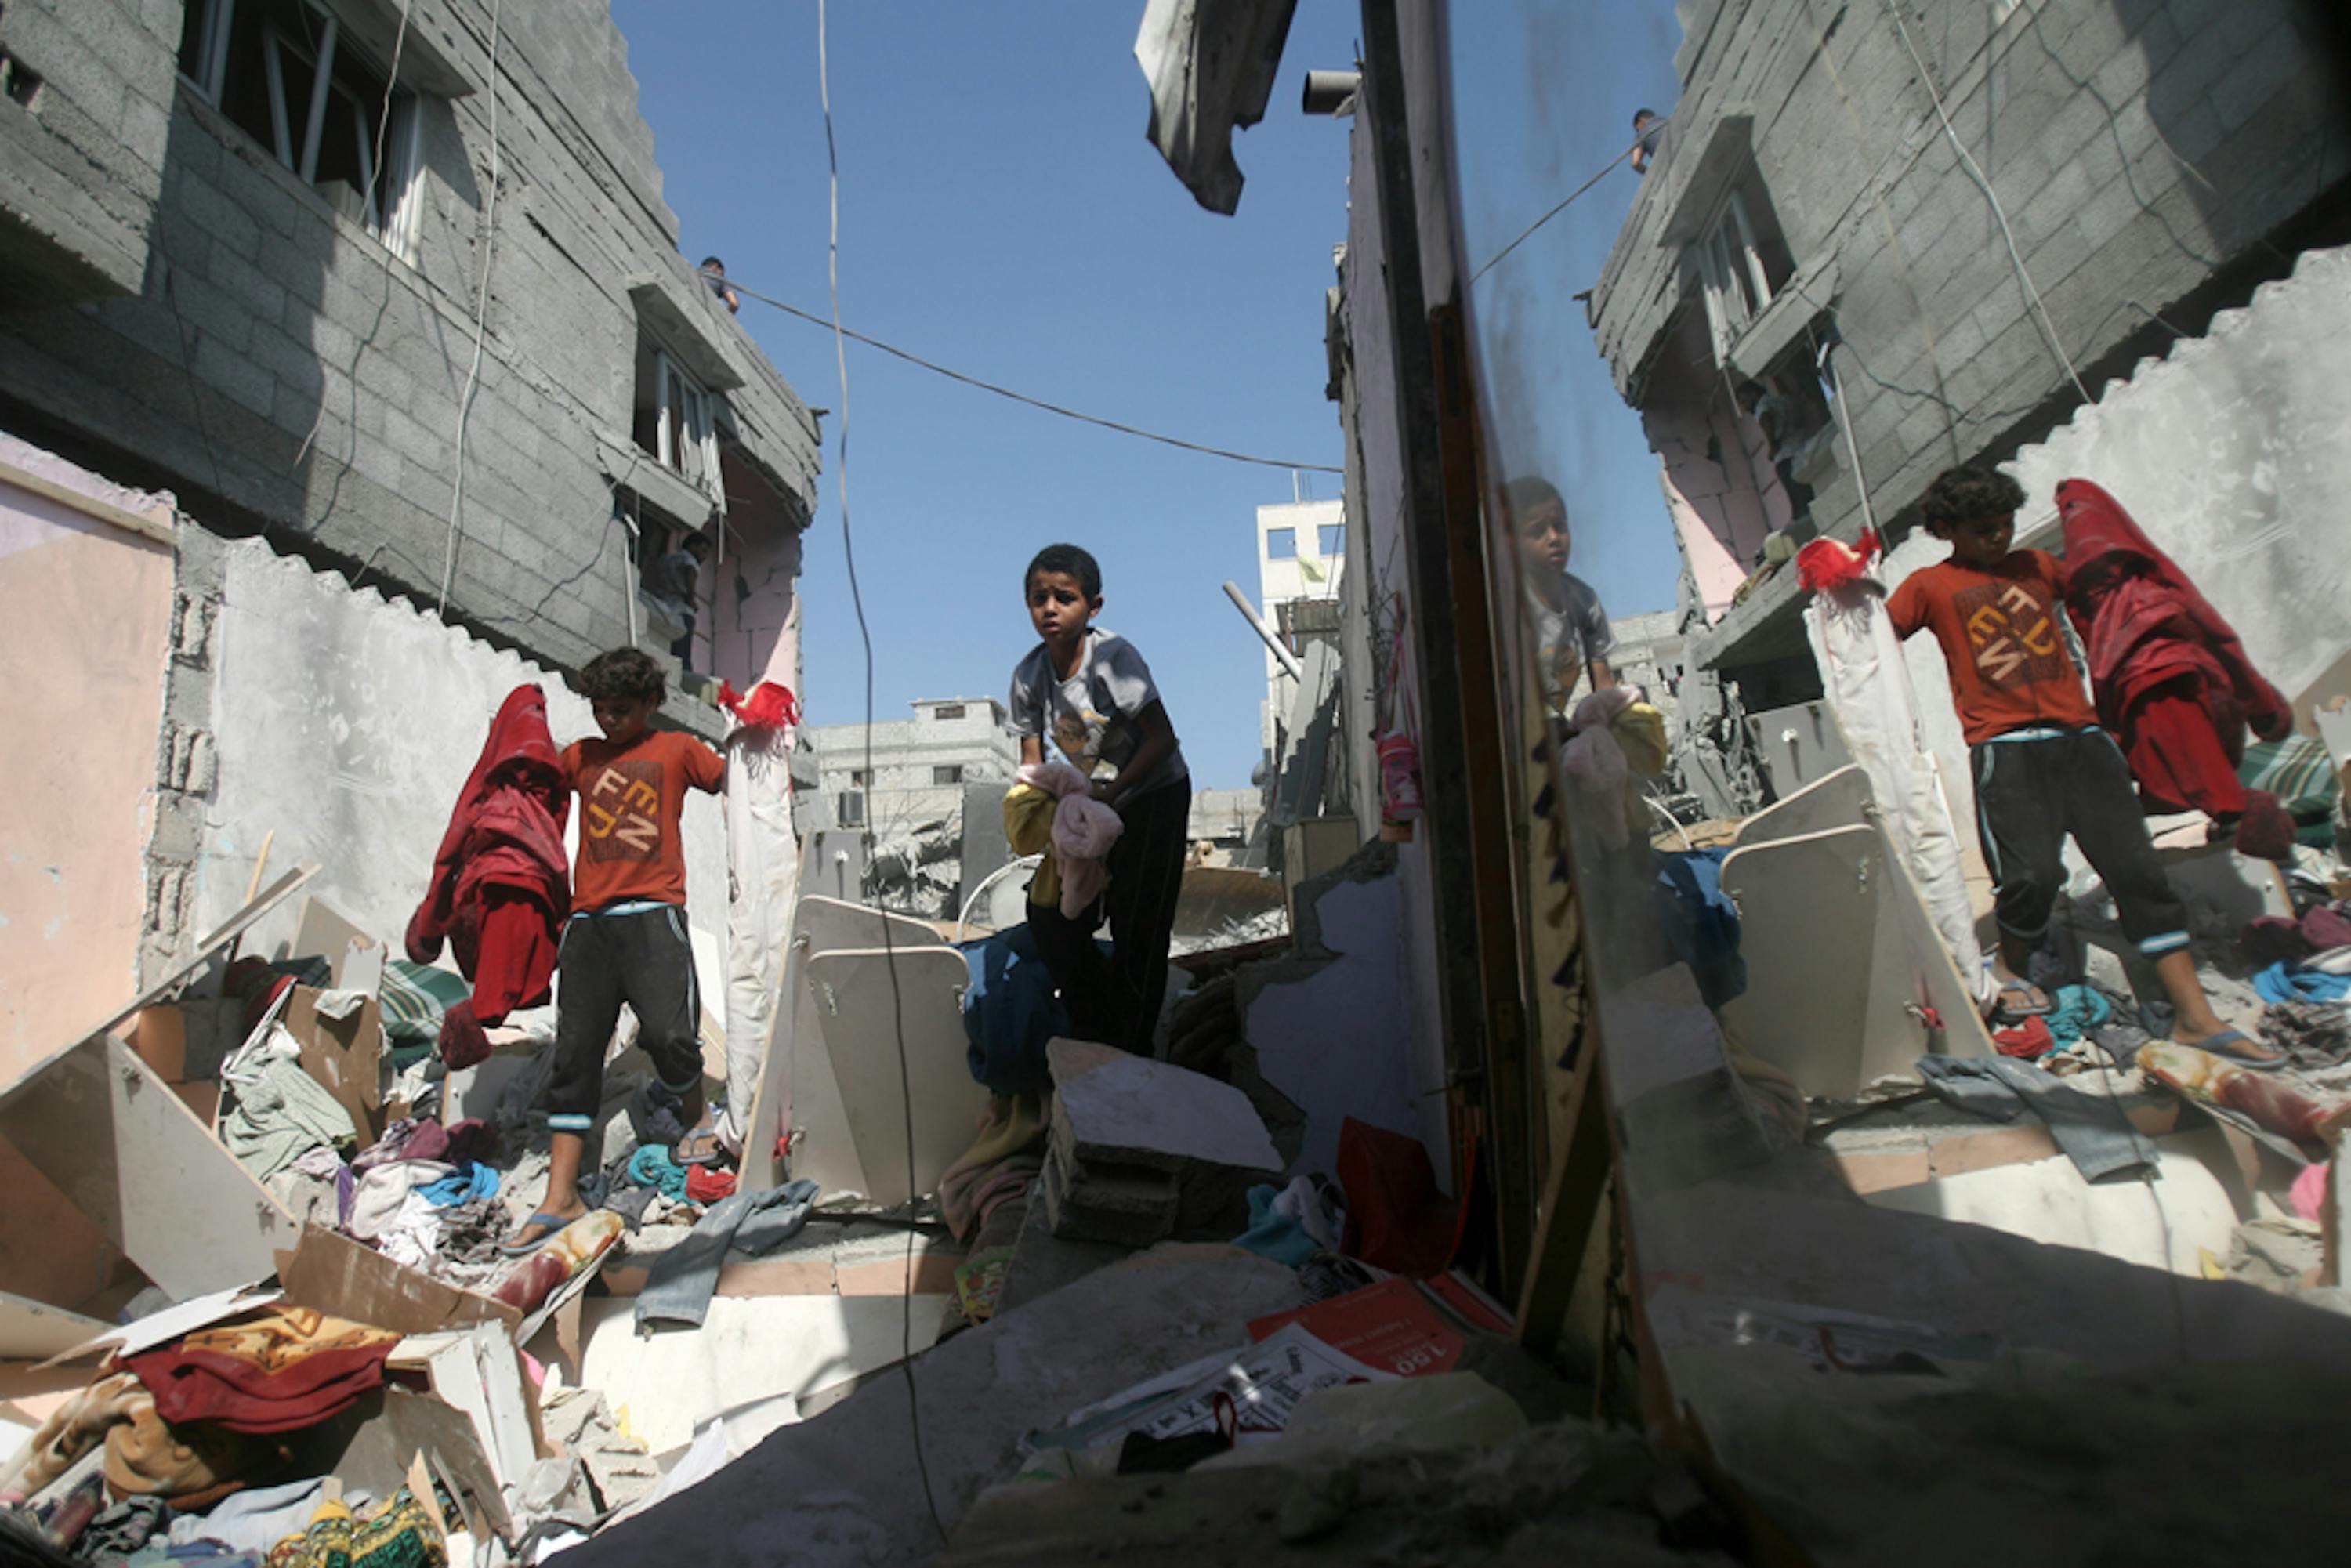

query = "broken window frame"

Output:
[[1317, 521, 1345, 556], [176, 0, 427, 260], [1694, 186, 1775, 359], [1266, 526, 1298, 560], [837, 791, 867, 828], [931, 704, 967, 722], [654, 350, 721, 499], [933, 765, 965, 786]]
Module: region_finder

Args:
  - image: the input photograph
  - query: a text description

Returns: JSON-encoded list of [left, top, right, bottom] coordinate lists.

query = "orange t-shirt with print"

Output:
[[1886, 549, 2099, 745], [561, 730, 723, 912]]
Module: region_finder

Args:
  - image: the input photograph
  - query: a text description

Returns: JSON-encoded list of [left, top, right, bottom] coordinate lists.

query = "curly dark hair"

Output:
[[1919, 465, 2026, 538], [1026, 543, 1102, 600], [578, 646, 665, 705]]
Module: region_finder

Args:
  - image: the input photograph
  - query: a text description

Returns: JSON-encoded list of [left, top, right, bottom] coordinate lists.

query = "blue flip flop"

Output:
[[499, 1211, 571, 1257], [2194, 1028, 2285, 1072]]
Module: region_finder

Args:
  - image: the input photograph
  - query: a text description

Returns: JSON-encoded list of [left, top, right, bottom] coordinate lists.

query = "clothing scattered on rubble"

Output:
[[405, 684, 571, 1070]]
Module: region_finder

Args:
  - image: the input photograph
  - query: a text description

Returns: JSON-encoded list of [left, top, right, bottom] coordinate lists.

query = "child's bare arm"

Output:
[[1095, 702, 1177, 806]]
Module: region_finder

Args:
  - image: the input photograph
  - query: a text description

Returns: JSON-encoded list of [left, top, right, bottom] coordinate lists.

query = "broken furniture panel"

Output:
[[1718, 826, 1931, 1100], [1730, 763, 1872, 849], [741, 894, 951, 1197], [281, 986, 386, 1146], [806, 943, 989, 1207], [0, 1290, 111, 1363], [0, 1034, 294, 1296]]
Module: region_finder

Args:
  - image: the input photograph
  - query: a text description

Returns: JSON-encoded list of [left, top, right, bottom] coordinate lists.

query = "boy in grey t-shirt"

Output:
[[1009, 544, 1192, 1056]]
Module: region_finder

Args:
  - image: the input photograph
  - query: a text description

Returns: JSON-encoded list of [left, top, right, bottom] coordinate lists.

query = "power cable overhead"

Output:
[[721, 273, 1341, 474]]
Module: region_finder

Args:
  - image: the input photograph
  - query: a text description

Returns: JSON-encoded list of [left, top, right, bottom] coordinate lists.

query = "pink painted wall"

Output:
[[1640, 317, 1786, 623], [0, 466, 173, 1085]]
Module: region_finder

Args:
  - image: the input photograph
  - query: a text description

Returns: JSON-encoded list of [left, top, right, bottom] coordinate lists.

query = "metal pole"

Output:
[[1223, 580, 1305, 679]]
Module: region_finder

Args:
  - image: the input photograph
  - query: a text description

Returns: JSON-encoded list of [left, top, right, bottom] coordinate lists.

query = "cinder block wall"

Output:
[[0, 0, 179, 300], [1595, 0, 2349, 546], [0, 0, 816, 675]]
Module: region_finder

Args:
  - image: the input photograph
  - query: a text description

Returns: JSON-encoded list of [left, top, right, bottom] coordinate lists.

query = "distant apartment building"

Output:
[[0, 0, 820, 999], [806, 697, 1020, 839], [1254, 497, 1346, 759], [1587, 0, 2348, 804]]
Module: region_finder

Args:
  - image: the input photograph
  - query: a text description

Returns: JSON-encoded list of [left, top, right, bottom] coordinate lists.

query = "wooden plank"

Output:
[[282, 987, 385, 1145], [1730, 764, 1872, 849], [1514, 1041, 1611, 1360], [292, 896, 384, 990], [741, 895, 950, 1197], [0, 1035, 293, 1295], [277, 1224, 519, 1338], [0, 1289, 110, 1362], [806, 945, 989, 1207]]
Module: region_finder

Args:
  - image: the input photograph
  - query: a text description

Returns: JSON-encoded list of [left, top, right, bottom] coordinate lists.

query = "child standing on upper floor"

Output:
[[1009, 544, 1193, 1057], [1887, 465, 2280, 1067], [505, 647, 726, 1253]]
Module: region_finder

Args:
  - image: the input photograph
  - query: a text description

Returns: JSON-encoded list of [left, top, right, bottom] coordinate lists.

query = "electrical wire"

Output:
[[814, 1, 949, 1545], [718, 273, 1341, 474], [440, 0, 504, 614], [1469, 117, 1663, 285], [1881, 0, 2088, 403]]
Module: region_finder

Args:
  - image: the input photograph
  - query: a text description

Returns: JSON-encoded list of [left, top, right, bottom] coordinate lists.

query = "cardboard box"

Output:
[[282, 987, 386, 1144]]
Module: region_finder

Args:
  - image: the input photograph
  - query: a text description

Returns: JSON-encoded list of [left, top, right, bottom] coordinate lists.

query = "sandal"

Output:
[[499, 1211, 575, 1257], [2187, 1028, 2286, 1072], [676, 1128, 729, 1168], [1989, 979, 2053, 1022]]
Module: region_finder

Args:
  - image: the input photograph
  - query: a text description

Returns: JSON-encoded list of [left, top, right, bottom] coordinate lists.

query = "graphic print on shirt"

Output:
[[582, 759, 664, 861], [1052, 700, 1134, 779], [1953, 577, 2065, 689]]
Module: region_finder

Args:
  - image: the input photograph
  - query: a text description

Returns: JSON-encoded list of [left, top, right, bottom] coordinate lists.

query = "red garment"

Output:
[[684, 1164, 737, 1204], [1993, 1016, 2054, 1059], [2057, 480, 2290, 817], [406, 686, 571, 1033], [123, 1310, 395, 1436]]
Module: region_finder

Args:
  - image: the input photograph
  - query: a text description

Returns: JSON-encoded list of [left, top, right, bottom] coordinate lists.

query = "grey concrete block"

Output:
[[1047, 1037, 1282, 1176], [160, 265, 253, 354], [172, 174, 264, 260], [2208, 22, 2302, 134]]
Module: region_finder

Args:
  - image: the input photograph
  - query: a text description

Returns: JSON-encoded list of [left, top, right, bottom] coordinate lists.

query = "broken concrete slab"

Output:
[[1048, 1037, 1281, 1174], [1041, 1146, 1178, 1247], [560, 1245, 1307, 1568]]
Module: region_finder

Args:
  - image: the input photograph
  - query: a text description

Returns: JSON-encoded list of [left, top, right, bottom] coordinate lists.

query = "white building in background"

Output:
[[806, 697, 1020, 838], [1255, 498, 1346, 758]]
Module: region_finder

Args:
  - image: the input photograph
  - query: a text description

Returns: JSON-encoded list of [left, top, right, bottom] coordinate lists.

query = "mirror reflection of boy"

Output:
[[1888, 466, 2277, 1066], [1505, 475, 1616, 709]]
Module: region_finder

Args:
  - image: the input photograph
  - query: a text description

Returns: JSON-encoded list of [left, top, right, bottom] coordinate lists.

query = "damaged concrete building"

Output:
[[1585, 0, 2349, 814], [0, 0, 818, 1035]]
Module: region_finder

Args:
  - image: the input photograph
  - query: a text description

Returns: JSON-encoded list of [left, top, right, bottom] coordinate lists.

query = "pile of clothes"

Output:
[[0, 1309, 411, 1563], [2246, 900, 2351, 1071]]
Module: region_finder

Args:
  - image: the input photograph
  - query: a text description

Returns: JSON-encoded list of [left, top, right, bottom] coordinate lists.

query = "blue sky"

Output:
[[610, 2, 1686, 787]]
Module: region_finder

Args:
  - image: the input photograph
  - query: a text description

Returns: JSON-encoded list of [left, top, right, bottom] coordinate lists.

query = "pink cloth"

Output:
[[1018, 762, 1122, 918], [2292, 1161, 2330, 1224]]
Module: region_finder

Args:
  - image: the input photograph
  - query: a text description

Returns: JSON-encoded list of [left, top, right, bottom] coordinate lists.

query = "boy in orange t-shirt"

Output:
[[505, 648, 725, 1252], [1888, 466, 2274, 1066]]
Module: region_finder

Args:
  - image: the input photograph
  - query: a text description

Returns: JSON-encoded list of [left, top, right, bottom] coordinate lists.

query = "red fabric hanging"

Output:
[[2056, 480, 2290, 817], [405, 685, 571, 1056]]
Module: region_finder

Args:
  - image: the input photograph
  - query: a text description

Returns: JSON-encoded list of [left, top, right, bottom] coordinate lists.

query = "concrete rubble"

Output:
[[1043, 1037, 1283, 1245]]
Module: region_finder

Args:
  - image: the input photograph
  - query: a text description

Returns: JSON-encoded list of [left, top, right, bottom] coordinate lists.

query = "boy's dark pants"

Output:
[[1970, 728, 2188, 957], [1028, 779, 1193, 1056], [545, 904, 706, 1129]]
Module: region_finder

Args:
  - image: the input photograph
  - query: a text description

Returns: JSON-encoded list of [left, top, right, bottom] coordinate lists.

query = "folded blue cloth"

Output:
[[2255, 961, 2351, 1006], [419, 1161, 500, 1207]]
